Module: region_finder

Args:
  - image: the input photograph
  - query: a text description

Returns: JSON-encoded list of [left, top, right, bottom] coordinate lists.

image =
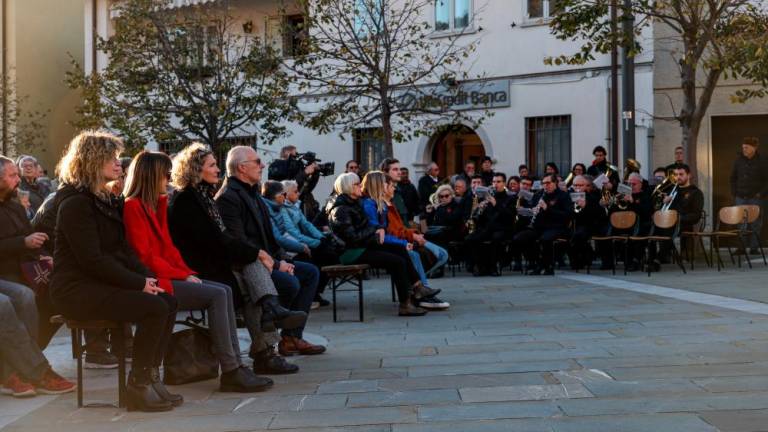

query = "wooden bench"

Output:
[[50, 315, 128, 408], [321, 264, 371, 322]]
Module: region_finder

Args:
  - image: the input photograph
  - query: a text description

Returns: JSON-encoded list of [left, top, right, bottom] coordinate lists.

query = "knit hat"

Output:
[[743, 137, 760, 147]]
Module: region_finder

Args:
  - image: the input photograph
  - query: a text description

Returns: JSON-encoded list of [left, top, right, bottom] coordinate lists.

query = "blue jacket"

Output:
[[283, 200, 324, 248], [361, 197, 408, 247], [263, 198, 306, 253]]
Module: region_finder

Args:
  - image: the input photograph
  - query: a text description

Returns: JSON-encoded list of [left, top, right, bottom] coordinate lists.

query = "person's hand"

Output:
[[406, 243, 414, 251], [304, 162, 317, 175], [539, 200, 548, 211], [302, 244, 312, 257], [412, 233, 426, 246], [620, 194, 632, 203], [604, 182, 614, 191], [143, 278, 164, 295], [577, 198, 586, 208], [19, 196, 31, 209], [376, 228, 386, 244], [258, 250, 275, 271], [662, 193, 672, 204], [486, 196, 496, 207], [186, 275, 202, 284], [24, 232, 48, 249], [278, 260, 294, 275]]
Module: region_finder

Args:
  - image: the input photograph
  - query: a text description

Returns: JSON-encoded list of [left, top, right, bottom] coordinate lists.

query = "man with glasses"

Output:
[[344, 160, 360, 175], [526, 174, 573, 275]]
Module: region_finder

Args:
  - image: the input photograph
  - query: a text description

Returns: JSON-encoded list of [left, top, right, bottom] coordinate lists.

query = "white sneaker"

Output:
[[310, 301, 320, 310], [419, 296, 450, 310]]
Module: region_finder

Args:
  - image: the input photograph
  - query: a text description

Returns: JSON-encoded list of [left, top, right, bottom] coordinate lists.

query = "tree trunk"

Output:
[[380, 103, 394, 158], [678, 59, 699, 182]]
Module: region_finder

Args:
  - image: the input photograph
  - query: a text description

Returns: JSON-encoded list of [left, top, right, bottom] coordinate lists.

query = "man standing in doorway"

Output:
[[730, 137, 768, 254]]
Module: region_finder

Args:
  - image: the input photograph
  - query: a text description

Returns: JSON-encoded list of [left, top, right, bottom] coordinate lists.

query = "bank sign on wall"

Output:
[[398, 79, 510, 112]]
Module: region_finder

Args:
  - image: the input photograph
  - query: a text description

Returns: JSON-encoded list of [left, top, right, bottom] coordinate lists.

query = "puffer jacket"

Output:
[[283, 200, 324, 248], [328, 194, 380, 249], [263, 198, 306, 253]]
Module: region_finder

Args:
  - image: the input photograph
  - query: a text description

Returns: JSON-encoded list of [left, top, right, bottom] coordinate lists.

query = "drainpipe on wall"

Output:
[[92, 0, 98, 72]]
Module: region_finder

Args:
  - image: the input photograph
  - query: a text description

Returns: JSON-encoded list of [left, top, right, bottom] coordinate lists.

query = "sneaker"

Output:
[[35, 369, 76, 395], [310, 301, 320, 310], [418, 296, 450, 310], [1, 373, 36, 398], [85, 351, 119, 369]]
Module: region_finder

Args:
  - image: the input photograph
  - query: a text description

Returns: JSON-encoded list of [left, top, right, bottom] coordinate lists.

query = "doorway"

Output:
[[429, 125, 486, 178], [711, 115, 768, 242]]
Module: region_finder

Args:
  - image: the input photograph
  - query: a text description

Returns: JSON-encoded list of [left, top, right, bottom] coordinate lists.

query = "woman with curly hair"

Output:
[[50, 131, 178, 412], [167, 143, 305, 375]]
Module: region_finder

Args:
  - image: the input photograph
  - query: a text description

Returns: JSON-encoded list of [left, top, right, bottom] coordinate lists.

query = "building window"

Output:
[[434, 0, 471, 32], [526, 0, 563, 20], [526, 115, 571, 178], [283, 14, 308, 57], [353, 128, 386, 173]]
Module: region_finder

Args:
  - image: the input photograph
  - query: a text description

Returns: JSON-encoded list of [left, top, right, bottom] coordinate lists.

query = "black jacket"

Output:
[[168, 184, 260, 303], [574, 190, 607, 234], [0, 195, 39, 283], [427, 200, 464, 229], [534, 188, 573, 231], [480, 170, 495, 187], [31, 192, 58, 252], [730, 152, 768, 199], [587, 161, 620, 191], [50, 185, 148, 315], [396, 181, 420, 221], [215, 177, 286, 260], [328, 194, 379, 249], [417, 175, 440, 210], [670, 184, 704, 227]]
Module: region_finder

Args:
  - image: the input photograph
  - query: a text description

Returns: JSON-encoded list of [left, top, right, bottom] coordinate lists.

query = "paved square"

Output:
[[4, 263, 768, 431]]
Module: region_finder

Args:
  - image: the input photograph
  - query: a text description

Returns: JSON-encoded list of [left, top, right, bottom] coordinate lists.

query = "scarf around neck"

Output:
[[194, 182, 226, 232]]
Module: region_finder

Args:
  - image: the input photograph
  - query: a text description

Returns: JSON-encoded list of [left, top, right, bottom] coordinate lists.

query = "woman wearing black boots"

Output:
[[50, 131, 179, 412]]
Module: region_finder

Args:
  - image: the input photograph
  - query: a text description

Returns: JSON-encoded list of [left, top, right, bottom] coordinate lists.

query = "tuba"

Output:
[[623, 159, 641, 182], [651, 174, 675, 210]]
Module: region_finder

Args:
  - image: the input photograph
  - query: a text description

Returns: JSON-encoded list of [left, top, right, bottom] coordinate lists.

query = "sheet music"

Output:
[[617, 183, 632, 196], [518, 189, 534, 202], [593, 174, 608, 190], [517, 207, 534, 217]]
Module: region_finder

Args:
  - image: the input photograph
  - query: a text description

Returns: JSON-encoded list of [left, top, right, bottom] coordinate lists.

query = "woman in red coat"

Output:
[[123, 151, 272, 394]]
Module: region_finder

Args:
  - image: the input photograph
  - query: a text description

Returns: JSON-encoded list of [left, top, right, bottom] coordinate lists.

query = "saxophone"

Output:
[[466, 194, 479, 234]]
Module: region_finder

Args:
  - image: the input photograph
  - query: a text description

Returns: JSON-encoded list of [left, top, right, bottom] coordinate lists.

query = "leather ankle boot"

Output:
[[412, 281, 440, 300], [398, 297, 428, 317], [260, 296, 307, 332], [149, 367, 183, 407], [126, 368, 173, 412]]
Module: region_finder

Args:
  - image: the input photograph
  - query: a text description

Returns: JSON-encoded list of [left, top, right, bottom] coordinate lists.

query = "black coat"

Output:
[[50, 185, 148, 315], [670, 185, 704, 228], [396, 181, 420, 221], [534, 188, 573, 231], [328, 194, 379, 249], [427, 200, 464, 229], [0, 196, 38, 283], [215, 177, 286, 260], [417, 175, 440, 209], [730, 152, 768, 199], [168, 184, 260, 301], [574, 190, 607, 234]]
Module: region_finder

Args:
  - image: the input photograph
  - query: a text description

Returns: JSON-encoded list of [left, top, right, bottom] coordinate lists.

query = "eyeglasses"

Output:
[[241, 159, 262, 165], [353, 182, 361, 186], [541, 181, 553, 185], [348, 165, 358, 170], [438, 194, 452, 199]]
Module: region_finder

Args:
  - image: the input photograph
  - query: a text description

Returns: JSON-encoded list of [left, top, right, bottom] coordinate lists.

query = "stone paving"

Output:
[[4, 262, 768, 432]]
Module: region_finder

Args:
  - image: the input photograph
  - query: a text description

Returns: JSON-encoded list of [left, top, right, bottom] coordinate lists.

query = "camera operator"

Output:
[[268, 145, 334, 222]]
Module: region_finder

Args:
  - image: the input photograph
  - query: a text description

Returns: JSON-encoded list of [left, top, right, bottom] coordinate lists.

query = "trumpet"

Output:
[[651, 173, 675, 210]]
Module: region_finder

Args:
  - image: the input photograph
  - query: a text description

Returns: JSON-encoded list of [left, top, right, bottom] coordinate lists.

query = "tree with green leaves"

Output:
[[67, 0, 298, 155], [288, 0, 487, 158], [1, 71, 48, 156], [546, 1, 768, 175]]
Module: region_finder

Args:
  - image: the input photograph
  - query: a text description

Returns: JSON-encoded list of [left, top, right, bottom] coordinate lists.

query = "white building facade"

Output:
[[85, 0, 654, 197]]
